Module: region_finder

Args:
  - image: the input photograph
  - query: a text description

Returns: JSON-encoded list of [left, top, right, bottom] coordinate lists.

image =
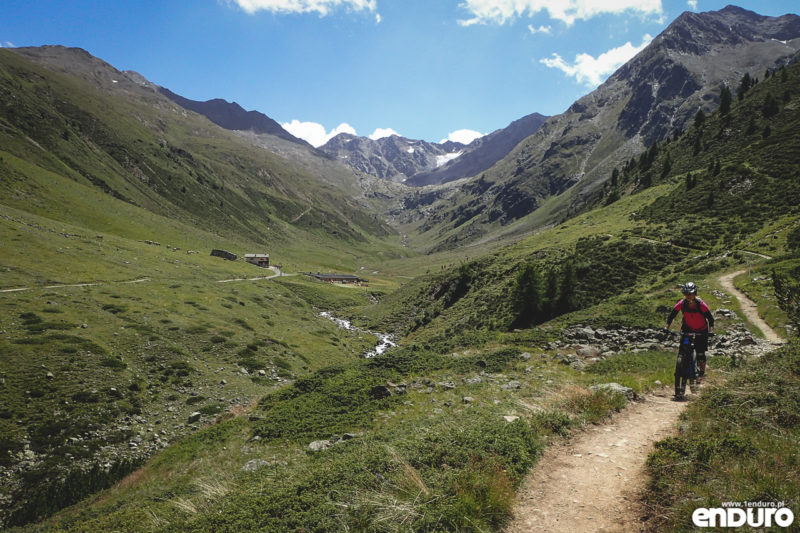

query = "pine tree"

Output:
[[692, 134, 702, 155], [544, 268, 560, 318], [556, 263, 578, 315], [719, 86, 732, 115], [762, 93, 779, 118], [745, 117, 757, 135], [685, 172, 695, 190], [661, 156, 672, 179], [738, 72, 753, 100], [693, 108, 706, 129], [512, 262, 543, 328]]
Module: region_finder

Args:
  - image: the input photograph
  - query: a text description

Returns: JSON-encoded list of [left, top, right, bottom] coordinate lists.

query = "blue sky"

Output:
[[2, 1, 798, 146]]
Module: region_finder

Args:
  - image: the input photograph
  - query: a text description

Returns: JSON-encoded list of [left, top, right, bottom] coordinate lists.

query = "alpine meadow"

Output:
[[1, 4, 800, 532]]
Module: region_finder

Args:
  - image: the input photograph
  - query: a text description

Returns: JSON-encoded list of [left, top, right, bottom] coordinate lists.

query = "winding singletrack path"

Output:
[[505, 268, 782, 532], [505, 389, 684, 533], [718, 269, 784, 344]]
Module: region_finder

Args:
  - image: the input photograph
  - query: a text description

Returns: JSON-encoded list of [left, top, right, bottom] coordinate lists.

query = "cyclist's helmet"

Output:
[[682, 282, 698, 295]]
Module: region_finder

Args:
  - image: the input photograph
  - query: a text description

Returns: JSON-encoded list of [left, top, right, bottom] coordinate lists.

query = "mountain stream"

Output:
[[319, 312, 397, 358]]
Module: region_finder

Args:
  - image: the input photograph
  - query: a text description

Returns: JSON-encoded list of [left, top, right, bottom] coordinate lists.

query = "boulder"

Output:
[[386, 381, 407, 394], [308, 440, 331, 453], [738, 336, 757, 346], [462, 396, 474, 404], [501, 380, 521, 391], [242, 459, 271, 472], [575, 345, 599, 358], [188, 412, 202, 423], [570, 360, 587, 371], [369, 385, 392, 399], [590, 383, 636, 402]]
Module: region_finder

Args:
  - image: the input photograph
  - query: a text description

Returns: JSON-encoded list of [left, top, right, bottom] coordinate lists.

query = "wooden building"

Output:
[[245, 253, 270, 268], [210, 249, 237, 261], [307, 272, 364, 284]]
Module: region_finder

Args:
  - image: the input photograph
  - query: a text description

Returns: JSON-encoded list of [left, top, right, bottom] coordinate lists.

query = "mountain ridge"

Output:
[[317, 112, 548, 186], [157, 87, 311, 147], [400, 6, 800, 252]]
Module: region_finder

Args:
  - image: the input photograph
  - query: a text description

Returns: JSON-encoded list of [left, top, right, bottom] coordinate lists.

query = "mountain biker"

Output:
[[664, 282, 715, 400]]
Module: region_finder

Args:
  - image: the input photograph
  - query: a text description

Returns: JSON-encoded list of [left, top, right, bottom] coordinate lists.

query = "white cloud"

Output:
[[687, 0, 698, 10], [1, 41, 15, 48], [230, 0, 376, 16], [281, 120, 356, 147], [369, 127, 400, 140], [528, 24, 552, 34], [375, 12, 382, 23], [540, 34, 652, 87], [458, 0, 663, 27], [440, 129, 485, 144]]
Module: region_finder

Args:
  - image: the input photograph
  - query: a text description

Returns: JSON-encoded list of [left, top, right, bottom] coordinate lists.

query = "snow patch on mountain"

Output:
[[436, 151, 463, 167]]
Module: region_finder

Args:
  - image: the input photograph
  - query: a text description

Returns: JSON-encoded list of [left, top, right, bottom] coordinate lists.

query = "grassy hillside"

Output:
[[0, 48, 402, 262], [0, 46, 415, 527], [0, 199, 398, 526], [598, 62, 800, 252], [366, 61, 800, 342]]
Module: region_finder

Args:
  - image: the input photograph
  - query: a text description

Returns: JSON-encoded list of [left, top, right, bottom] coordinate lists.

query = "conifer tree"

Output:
[[557, 263, 578, 315], [512, 262, 543, 328], [763, 93, 779, 118], [719, 86, 732, 115], [738, 72, 753, 100], [693, 108, 706, 128]]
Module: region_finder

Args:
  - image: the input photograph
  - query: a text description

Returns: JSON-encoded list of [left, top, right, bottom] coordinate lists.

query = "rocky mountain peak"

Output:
[[407, 6, 800, 250]]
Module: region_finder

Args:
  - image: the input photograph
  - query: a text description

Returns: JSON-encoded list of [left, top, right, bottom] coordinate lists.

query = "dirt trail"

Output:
[[718, 269, 784, 344], [505, 389, 685, 532], [506, 268, 781, 532]]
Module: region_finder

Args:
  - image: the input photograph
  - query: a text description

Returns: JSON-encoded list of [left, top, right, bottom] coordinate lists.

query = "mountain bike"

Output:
[[665, 331, 713, 401]]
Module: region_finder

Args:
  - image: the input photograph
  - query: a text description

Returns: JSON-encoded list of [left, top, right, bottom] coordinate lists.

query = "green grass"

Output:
[[644, 340, 800, 532], [11, 314, 691, 532], [0, 199, 390, 526]]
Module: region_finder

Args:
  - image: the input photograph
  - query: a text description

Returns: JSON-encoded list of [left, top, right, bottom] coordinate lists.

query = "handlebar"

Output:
[[663, 329, 715, 337]]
